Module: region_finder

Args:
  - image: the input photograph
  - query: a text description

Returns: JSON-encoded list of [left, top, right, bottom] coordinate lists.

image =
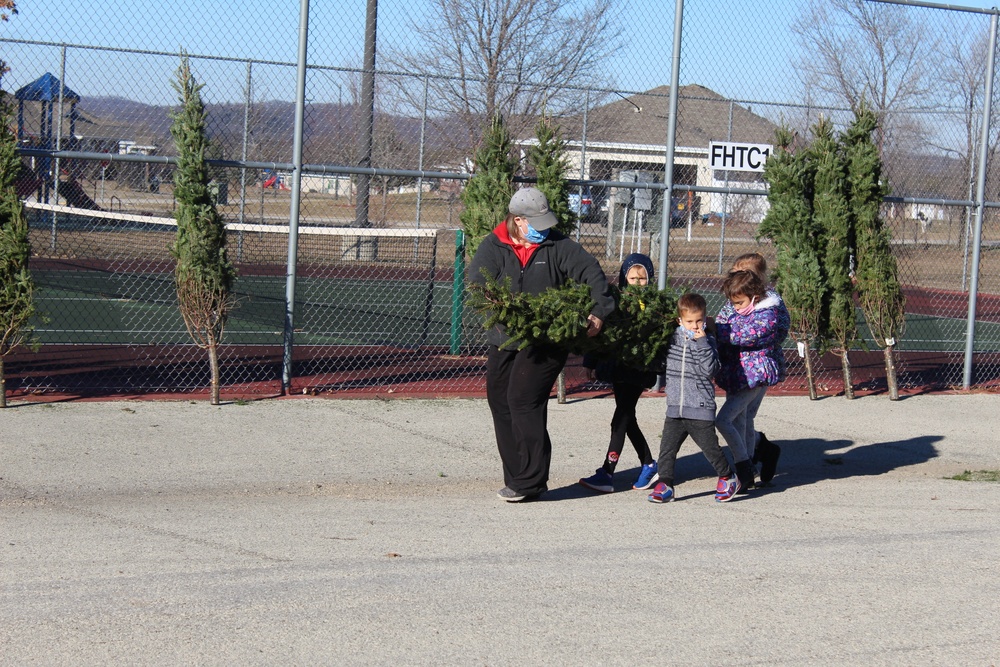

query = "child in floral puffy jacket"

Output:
[[714, 269, 789, 492], [725, 253, 789, 485]]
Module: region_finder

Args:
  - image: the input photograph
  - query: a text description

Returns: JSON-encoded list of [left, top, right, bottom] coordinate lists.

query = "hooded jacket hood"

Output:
[[618, 253, 655, 286]]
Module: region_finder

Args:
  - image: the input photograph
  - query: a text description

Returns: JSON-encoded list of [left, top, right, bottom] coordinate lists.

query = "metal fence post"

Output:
[[657, 0, 684, 290], [51, 44, 67, 252], [420, 234, 438, 346], [963, 11, 998, 389], [576, 88, 590, 243], [450, 230, 466, 355], [416, 75, 428, 228], [282, 0, 310, 394], [717, 98, 734, 274], [237, 59, 252, 262]]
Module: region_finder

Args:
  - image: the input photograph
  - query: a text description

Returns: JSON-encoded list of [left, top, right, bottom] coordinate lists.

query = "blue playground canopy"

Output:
[[14, 72, 80, 102]]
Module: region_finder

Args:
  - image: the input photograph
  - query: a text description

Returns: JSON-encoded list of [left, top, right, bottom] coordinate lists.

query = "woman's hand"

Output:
[[586, 314, 603, 337]]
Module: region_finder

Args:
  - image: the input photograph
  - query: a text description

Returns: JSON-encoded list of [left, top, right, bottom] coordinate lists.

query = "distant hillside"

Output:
[[72, 97, 468, 167]]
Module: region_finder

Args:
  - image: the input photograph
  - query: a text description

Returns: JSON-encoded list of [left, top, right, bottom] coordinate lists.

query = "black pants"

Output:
[[656, 416, 732, 487], [486, 344, 568, 496], [602, 382, 654, 473]]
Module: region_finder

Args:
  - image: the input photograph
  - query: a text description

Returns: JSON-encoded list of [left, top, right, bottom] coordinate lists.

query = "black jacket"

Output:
[[469, 228, 615, 349]]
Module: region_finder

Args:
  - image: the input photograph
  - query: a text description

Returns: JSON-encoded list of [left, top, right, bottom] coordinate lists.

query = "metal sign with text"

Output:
[[709, 141, 773, 172]]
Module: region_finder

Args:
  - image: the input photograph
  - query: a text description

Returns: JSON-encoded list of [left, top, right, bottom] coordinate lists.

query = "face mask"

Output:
[[734, 297, 756, 317], [681, 326, 697, 340], [523, 222, 549, 244]]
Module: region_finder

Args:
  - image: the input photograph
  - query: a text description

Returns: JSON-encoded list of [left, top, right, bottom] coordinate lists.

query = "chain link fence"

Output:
[[3, 0, 1000, 397]]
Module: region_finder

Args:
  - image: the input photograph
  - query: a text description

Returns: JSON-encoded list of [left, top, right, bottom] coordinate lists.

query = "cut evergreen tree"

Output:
[[758, 125, 825, 399], [811, 116, 858, 399], [527, 113, 577, 237], [460, 113, 518, 257], [467, 272, 677, 368], [846, 102, 905, 399], [169, 56, 236, 405], [601, 283, 678, 370], [0, 87, 37, 408]]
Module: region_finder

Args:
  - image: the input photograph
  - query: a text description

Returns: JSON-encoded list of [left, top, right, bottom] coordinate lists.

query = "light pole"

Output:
[[356, 0, 378, 229]]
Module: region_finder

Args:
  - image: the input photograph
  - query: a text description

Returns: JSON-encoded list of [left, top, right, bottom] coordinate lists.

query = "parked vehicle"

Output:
[[568, 188, 593, 217], [669, 194, 699, 228], [570, 186, 612, 225]]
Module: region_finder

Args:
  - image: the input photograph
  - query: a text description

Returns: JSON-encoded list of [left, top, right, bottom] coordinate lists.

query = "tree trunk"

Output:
[[803, 340, 818, 400], [884, 344, 899, 401], [208, 341, 220, 405], [0, 356, 6, 408], [841, 349, 854, 400], [556, 369, 566, 404]]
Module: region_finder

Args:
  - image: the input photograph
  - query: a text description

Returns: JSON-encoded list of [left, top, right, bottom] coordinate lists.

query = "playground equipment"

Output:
[[13, 72, 94, 207]]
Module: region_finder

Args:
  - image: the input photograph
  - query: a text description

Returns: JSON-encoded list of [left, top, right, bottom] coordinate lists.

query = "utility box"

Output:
[[614, 169, 636, 204], [633, 170, 655, 211]]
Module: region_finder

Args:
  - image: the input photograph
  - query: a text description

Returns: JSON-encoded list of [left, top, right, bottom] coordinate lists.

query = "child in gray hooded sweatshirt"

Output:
[[647, 292, 740, 503]]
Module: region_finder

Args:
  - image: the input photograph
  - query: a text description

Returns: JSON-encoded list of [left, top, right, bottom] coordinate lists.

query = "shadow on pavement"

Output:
[[760, 434, 944, 491], [548, 435, 943, 501]]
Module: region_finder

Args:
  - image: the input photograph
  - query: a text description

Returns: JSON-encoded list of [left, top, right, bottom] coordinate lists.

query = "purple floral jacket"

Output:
[[714, 290, 790, 393]]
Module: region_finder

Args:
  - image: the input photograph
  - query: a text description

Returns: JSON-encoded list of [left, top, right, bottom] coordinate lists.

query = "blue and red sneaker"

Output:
[[647, 481, 675, 503], [715, 476, 741, 502]]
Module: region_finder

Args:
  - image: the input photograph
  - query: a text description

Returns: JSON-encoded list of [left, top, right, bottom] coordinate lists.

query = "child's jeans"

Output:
[[716, 385, 768, 464], [656, 416, 732, 487]]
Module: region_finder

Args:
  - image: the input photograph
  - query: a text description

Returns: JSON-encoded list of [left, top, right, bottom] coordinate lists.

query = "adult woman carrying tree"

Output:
[[468, 187, 615, 502]]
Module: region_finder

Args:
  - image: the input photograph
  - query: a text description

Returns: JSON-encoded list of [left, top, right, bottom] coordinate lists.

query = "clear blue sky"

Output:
[[3, 0, 999, 106]]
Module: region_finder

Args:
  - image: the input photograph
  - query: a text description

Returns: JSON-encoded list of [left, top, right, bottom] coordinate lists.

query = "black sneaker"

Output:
[[497, 486, 526, 502], [758, 433, 781, 484], [497, 486, 540, 502]]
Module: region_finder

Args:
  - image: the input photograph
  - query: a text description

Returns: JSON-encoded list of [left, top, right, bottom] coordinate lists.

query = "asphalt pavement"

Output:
[[2, 394, 999, 666]]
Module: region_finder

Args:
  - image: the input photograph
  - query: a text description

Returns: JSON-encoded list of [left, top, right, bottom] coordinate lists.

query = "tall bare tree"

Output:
[[792, 0, 935, 156], [388, 0, 623, 149]]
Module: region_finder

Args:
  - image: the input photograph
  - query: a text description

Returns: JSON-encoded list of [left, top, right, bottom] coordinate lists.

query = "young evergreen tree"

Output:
[[846, 102, 905, 399], [0, 88, 36, 408], [460, 113, 518, 257], [758, 126, 824, 399], [170, 56, 236, 405], [810, 116, 858, 399], [527, 113, 577, 237]]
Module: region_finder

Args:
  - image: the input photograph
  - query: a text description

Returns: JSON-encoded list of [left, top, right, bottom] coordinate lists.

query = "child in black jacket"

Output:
[[579, 254, 659, 493]]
